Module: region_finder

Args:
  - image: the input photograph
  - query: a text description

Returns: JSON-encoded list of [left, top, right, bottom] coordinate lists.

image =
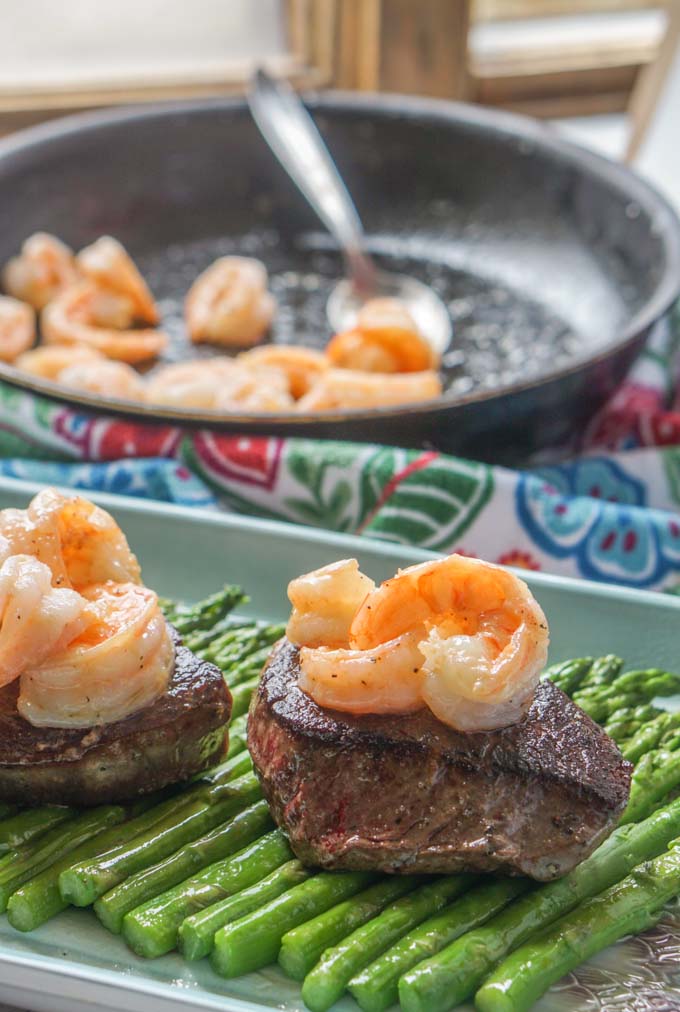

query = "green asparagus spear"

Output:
[[7, 806, 136, 931], [577, 654, 623, 688], [348, 878, 526, 1012], [212, 871, 374, 980], [229, 676, 260, 718], [622, 711, 680, 763], [0, 806, 75, 854], [475, 842, 680, 1012], [94, 799, 273, 933], [180, 859, 312, 961], [223, 648, 272, 688], [621, 748, 680, 823], [122, 829, 293, 958], [604, 703, 661, 743], [226, 714, 249, 758], [170, 586, 247, 635], [300, 876, 472, 1012], [610, 667, 678, 694], [0, 806, 124, 912], [185, 618, 252, 654], [572, 686, 637, 723], [279, 877, 422, 981], [542, 658, 593, 695], [60, 771, 261, 906], [397, 793, 680, 1012]]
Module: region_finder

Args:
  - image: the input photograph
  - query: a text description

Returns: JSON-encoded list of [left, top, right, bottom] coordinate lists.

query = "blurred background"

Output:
[[0, 0, 677, 206]]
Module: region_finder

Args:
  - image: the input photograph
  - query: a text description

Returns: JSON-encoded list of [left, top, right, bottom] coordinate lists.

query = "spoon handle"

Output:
[[248, 68, 376, 294]]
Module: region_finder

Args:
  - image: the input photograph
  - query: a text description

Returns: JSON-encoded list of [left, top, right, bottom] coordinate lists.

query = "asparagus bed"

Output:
[[475, 842, 680, 1012]]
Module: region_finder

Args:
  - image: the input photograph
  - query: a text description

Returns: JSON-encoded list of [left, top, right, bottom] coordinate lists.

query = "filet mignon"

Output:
[[0, 627, 232, 806], [248, 639, 631, 881]]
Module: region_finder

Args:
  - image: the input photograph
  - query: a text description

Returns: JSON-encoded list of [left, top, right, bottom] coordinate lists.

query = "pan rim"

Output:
[[0, 91, 677, 428]]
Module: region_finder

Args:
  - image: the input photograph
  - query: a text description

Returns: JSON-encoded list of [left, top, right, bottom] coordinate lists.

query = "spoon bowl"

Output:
[[327, 271, 452, 354]]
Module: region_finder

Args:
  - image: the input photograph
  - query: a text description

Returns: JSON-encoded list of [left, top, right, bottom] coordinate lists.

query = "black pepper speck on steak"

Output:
[[248, 639, 631, 881], [0, 627, 232, 807]]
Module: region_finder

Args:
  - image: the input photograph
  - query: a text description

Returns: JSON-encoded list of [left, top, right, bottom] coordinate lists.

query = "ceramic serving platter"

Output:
[[0, 475, 679, 1012]]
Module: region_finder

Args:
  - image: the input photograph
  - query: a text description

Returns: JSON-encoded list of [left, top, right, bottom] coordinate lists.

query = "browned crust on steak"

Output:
[[247, 639, 632, 881], [0, 626, 232, 806]]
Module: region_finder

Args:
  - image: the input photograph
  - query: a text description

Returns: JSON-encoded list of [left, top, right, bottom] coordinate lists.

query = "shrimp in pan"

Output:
[[2, 233, 80, 311], [185, 256, 276, 347], [296, 368, 442, 412], [288, 555, 549, 732], [0, 295, 36, 362], [326, 298, 437, 374], [238, 345, 327, 398], [15, 344, 104, 380], [77, 236, 159, 325], [57, 360, 147, 402], [41, 283, 168, 364]]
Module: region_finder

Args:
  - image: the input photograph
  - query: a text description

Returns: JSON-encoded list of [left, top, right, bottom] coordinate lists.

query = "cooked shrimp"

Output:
[[2, 233, 80, 310], [0, 488, 141, 591], [57, 360, 146, 401], [185, 256, 276, 347], [18, 581, 174, 727], [238, 345, 327, 398], [15, 344, 104, 380], [296, 368, 442, 412], [0, 295, 36, 362], [293, 555, 549, 732], [299, 633, 425, 714], [77, 236, 159, 325], [42, 283, 168, 364], [215, 364, 293, 412], [0, 554, 89, 688], [146, 358, 293, 412], [287, 559, 375, 649], [326, 298, 437, 373]]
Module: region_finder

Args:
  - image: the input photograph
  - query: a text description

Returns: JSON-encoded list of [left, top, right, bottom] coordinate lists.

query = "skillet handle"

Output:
[[248, 68, 376, 294]]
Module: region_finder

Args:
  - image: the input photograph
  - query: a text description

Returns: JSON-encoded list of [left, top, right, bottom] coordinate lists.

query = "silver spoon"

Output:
[[248, 69, 452, 354]]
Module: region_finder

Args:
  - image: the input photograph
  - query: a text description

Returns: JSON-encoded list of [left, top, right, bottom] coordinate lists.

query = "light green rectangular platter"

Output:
[[0, 475, 679, 1012]]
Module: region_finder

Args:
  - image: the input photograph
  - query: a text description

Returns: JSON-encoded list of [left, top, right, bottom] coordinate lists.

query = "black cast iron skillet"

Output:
[[0, 93, 678, 465]]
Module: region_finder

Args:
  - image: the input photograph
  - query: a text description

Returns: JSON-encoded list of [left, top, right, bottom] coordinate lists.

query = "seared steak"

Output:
[[248, 639, 631, 881], [0, 628, 231, 807]]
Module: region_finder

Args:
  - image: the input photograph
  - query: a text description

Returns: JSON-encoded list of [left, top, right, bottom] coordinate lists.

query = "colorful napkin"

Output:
[[0, 303, 679, 593]]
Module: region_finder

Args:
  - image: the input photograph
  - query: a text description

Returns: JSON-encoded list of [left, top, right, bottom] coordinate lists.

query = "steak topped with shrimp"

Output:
[[0, 489, 231, 806], [248, 557, 631, 881]]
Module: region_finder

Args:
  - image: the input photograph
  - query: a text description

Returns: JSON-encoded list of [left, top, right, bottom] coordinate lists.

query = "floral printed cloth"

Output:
[[0, 304, 679, 593]]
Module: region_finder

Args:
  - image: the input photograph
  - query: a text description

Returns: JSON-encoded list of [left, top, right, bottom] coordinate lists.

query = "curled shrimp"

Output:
[[185, 256, 276, 347], [296, 368, 442, 412], [42, 282, 168, 364], [292, 555, 549, 732], [2, 233, 80, 310], [287, 559, 375, 649], [326, 298, 437, 373], [146, 358, 293, 412], [299, 633, 425, 714], [57, 360, 147, 401], [238, 345, 327, 399], [0, 488, 141, 591], [77, 236, 159, 325], [0, 554, 89, 688], [0, 295, 36, 362], [215, 364, 293, 412], [15, 344, 104, 380], [18, 582, 174, 728]]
